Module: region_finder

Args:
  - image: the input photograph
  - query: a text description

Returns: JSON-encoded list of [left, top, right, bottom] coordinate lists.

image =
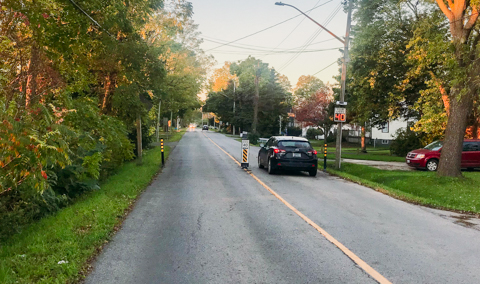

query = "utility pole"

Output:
[[156, 99, 161, 142], [275, 1, 352, 170], [252, 63, 260, 133], [233, 80, 236, 136], [136, 114, 142, 165], [335, 0, 353, 170], [279, 115, 282, 135]]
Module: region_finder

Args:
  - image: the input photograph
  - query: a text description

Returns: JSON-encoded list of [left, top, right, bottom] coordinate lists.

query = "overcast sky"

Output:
[[188, 0, 349, 89]]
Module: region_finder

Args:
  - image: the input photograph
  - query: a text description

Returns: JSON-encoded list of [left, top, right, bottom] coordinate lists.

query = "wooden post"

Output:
[[136, 115, 142, 165]]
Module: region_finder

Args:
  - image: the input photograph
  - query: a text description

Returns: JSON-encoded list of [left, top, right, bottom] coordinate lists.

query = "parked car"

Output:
[[202, 125, 208, 131], [406, 140, 480, 171], [258, 136, 318, 176]]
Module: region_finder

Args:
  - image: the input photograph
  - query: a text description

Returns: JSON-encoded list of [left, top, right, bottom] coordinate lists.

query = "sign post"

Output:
[[323, 143, 327, 172], [241, 137, 249, 169]]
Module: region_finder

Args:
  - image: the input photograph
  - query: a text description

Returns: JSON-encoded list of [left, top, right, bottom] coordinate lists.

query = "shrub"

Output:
[[390, 128, 425, 157], [306, 128, 323, 140], [287, 126, 302, 136], [248, 132, 260, 145]]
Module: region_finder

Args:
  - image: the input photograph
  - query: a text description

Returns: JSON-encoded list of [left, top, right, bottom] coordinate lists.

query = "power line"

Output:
[[278, 3, 341, 72], [260, 0, 324, 60], [67, 0, 115, 39], [201, 38, 339, 53], [202, 35, 338, 51], [312, 60, 337, 76], [208, 47, 342, 56], [205, 0, 334, 52]]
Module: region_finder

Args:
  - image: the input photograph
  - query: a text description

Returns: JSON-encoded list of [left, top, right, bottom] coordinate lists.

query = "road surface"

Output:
[[86, 129, 480, 284]]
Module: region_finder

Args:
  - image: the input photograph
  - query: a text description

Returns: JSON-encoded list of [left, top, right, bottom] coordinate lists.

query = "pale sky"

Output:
[[188, 0, 349, 89]]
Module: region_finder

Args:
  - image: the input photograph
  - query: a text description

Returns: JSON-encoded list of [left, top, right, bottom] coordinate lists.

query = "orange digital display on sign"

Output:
[[334, 108, 346, 122]]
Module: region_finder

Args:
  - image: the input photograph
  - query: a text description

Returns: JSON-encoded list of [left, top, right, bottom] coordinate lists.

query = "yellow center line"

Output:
[[203, 132, 392, 284]]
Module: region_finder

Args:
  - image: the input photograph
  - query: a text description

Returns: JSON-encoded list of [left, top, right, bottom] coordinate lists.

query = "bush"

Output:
[[390, 128, 425, 157], [248, 132, 260, 145], [306, 128, 323, 140], [287, 126, 302, 136]]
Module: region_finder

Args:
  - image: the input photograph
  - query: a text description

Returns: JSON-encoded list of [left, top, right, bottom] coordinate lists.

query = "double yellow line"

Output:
[[203, 133, 392, 284]]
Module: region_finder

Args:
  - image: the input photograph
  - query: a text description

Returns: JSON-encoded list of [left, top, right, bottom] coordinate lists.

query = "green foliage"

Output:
[[287, 127, 302, 137], [205, 57, 292, 137], [0, 145, 173, 283], [248, 132, 260, 145], [389, 128, 425, 157], [306, 128, 323, 140]]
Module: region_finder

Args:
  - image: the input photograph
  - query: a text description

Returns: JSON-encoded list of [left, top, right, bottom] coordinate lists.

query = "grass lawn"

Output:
[[309, 141, 404, 162], [327, 162, 480, 214], [0, 144, 175, 283]]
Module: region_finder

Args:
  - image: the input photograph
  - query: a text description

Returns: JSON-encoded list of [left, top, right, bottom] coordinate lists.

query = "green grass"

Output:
[[327, 162, 480, 214], [312, 144, 404, 162], [167, 129, 186, 142], [157, 129, 186, 142], [0, 145, 173, 283]]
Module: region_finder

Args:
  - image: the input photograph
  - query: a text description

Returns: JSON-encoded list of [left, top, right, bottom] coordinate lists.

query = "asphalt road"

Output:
[[86, 129, 480, 284]]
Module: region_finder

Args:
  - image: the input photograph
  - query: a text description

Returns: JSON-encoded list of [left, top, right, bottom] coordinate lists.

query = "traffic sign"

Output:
[[334, 107, 346, 122]]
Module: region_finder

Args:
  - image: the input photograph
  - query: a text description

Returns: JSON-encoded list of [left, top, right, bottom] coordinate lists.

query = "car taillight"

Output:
[[274, 149, 285, 154], [308, 150, 317, 156]]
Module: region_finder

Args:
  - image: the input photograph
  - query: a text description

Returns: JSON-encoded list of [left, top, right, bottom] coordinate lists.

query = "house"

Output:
[[371, 118, 414, 147]]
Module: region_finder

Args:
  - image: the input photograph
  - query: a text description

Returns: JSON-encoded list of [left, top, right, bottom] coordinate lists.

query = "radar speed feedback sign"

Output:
[[334, 107, 347, 123]]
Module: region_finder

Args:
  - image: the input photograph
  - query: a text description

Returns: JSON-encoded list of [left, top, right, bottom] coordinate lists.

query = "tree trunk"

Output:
[[361, 125, 367, 153], [437, 90, 472, 177], [25, 44, 40, 108]]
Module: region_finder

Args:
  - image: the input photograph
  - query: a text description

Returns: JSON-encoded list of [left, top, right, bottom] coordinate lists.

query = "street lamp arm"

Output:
[[275, 2, 345, 45]]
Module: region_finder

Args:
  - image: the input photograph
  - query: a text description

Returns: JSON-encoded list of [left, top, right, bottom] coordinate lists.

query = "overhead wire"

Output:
[[278, 3, 342, 72], [260, 0, 325, 60], [204, 0, 334, 52]]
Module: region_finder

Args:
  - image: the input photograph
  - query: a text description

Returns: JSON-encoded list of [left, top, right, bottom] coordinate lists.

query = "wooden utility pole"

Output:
[[136, 115, 142, 165], [252, 63, 260, 133], [334, 0, 353, 170]]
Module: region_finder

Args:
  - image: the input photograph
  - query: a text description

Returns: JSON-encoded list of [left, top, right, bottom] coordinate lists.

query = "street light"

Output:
[[275, 1, 353, 170]]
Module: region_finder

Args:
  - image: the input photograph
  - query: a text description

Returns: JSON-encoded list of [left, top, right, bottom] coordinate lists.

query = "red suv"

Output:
[[406, 140, 480, 171]]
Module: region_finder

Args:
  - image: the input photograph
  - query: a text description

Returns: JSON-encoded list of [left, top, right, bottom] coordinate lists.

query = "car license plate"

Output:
[[407, 160, 410, 163], [293, 153, 301, 158]]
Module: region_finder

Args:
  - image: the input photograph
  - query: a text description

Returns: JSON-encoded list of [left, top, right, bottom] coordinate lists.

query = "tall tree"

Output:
[[432, 0, 480, 177]]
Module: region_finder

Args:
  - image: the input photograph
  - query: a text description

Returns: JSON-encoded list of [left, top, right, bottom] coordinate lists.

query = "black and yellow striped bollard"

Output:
[[161, 139, 165, 167]]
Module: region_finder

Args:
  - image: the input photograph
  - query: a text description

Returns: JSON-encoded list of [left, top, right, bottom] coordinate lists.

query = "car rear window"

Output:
[[278, 141, 311, 149]]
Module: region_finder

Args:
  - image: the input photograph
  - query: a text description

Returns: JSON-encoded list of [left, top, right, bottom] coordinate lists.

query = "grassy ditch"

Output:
[[0, 145, 174, 283], [327, 162, 480, 214]]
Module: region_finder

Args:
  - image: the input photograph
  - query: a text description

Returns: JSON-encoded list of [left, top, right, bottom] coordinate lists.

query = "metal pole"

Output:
[[156, 100, 161, 142], [335, 0, 353, 170]]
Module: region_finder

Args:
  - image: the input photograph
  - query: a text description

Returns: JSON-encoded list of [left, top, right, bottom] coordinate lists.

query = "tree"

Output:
[[295, 87, 333, 127], [204, 56, 292, 136], [431, 0, 480, 177], [294, 75, 325, 101]]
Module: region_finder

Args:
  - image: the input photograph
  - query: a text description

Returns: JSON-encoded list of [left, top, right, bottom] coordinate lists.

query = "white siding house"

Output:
[[371, 118, 413, 146]]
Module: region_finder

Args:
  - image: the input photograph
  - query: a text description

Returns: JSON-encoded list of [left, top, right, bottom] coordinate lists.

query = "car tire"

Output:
[[258, 155, 264, 169], [426, 159, 439, 171], [267, 158, 275, 174], [309, 169, 317, 177]]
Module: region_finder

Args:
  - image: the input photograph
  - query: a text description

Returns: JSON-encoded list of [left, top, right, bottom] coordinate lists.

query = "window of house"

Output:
[[382, 140, 389, 144], [381, 122, 389, 133]]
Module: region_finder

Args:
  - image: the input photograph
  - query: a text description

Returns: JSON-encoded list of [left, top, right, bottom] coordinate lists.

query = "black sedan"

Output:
[[258, 136, 318, 176]]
